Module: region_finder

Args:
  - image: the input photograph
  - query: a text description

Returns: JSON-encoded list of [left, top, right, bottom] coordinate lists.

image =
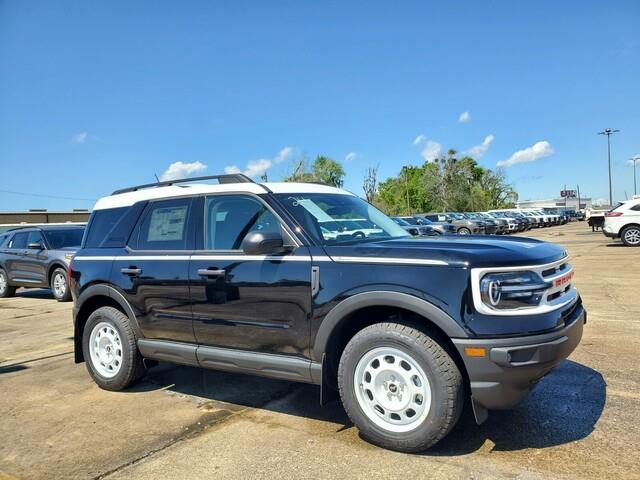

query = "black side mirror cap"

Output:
[[241, 231, 290, 256], [27, 243, 43, 250]]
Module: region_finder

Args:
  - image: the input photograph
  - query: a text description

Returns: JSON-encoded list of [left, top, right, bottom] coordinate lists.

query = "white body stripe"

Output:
[[74, 254, 447, 266]]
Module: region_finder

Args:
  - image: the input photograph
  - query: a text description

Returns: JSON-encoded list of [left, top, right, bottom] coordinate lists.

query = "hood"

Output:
[[324, 236, 567, 268], [56, 246, 80, 252]]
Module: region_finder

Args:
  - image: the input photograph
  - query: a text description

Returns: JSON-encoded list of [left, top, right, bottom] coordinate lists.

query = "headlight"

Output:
[[479, 271, 549, 310]]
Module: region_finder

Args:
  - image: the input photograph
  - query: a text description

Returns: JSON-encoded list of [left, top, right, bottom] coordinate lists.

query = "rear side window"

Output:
[[9, 232, 28, 249], [84, 207, 128, 248], [631, 204, 640, 212], [135, 198, 192, 250]]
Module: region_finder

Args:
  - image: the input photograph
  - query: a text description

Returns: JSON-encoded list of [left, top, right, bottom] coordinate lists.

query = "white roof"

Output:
[[93, 181, 351, 210]]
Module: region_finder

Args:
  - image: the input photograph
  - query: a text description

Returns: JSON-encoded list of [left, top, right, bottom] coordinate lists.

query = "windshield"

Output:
[[276, 193, 409, 245], [392, 217, 410, 226], [43, 228, 85, 249], [449, 213, 465, 220], [402, 217, 419, 225]]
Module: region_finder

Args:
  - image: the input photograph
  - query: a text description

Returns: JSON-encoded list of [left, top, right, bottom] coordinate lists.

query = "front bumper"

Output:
[[452, 302, 585, 416]]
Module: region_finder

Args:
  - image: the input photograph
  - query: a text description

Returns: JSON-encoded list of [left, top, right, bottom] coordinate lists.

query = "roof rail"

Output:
[[112, 174, 255, 195]]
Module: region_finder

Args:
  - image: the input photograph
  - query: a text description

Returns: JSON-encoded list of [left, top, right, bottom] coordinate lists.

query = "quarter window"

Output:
[[204, 195, 282, 250], [136, 198, 192, 250]]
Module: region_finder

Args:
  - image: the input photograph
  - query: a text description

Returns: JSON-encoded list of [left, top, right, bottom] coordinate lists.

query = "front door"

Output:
[[189, 194, 312, 358], [21, 230, 49, 286], [113, 197, 196, 343]]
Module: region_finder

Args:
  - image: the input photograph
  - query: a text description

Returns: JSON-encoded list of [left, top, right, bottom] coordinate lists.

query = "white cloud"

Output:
[[224, 146, 297, 179], [70, 132, 89, 144], [497, 141, 554, 168], [421, 140, 443, 162], [413, 134, 426, 146], [160, 161, 207, 181], [345, 152, 357, 162], [465, 134, 495, 158], [458, 111, 470, 123], [628, 155, 640, 166]]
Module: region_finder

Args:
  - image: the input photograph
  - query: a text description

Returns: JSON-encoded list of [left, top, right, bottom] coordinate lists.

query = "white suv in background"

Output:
[[603, 198, 640, 246]]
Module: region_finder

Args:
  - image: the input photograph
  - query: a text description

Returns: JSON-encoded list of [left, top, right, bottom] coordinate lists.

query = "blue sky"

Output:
[[1, 1, 639, 211]]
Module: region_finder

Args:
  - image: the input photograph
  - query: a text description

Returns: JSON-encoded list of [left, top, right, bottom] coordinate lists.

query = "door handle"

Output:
[[197, 268, 226, 277], [120, 267, 142, 276]]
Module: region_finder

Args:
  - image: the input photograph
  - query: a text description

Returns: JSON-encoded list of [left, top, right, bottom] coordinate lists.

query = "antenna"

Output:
[[154, 173, 160, 183]]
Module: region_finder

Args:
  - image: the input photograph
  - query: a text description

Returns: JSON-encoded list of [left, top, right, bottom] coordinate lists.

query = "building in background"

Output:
[[517, 196, 592, 211], [0, 209, 90, 233]]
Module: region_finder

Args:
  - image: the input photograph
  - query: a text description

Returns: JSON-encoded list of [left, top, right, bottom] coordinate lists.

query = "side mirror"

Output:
[[27, 242, 43, 250], [242, 231, 289, 256]]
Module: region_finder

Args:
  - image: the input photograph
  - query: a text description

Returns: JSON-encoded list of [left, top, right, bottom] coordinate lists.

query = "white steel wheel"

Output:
[[89, 322, 124, 378], [52, 271, 67, 298], [354, 347, 432, 433], [623, 227, 640, 246]]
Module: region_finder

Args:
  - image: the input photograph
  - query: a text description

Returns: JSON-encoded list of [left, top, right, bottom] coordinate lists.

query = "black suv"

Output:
[[71, 175, 585, 452], [0, 224, 85, 301]]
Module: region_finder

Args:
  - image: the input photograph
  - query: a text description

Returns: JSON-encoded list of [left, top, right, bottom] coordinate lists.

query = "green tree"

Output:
[[283, 155, 345, 187]]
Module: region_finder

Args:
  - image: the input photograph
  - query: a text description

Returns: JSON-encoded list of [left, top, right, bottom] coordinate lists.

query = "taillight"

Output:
[[605, 212, 623, 217]]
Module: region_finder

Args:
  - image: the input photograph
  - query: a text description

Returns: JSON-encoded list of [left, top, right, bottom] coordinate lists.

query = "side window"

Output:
[[631, 204, 640, 212], [9, 232, 28, 249], [27, 231, 45, 247], [204, 195, 283, 251], [136, 198, 192, 250]]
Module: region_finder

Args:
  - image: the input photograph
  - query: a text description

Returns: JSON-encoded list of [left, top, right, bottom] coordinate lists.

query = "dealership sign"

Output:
[[560, 190, 577, 198]]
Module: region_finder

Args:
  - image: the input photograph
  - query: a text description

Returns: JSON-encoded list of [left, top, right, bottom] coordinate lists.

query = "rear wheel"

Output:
[[0, 268, 16, 298], [338, 323, 463, 452], [457, 227, 471, 235], [82, 306, 145, 391], [50, 267, 71, 302], [621, 225, 640, 247]]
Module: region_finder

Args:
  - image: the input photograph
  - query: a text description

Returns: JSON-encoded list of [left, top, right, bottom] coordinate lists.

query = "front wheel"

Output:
[[338, 323, 463, 452], [82, 306, 146, 391], [51, 267, 71, 302], [457, 227, 471, 235], [621, 225, 640, 246]]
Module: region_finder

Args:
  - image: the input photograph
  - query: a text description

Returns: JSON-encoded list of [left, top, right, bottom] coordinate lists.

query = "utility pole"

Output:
[[577, 184, 581, 211], [598, 128, 620, 206], [630, 157, 639, 197], [403, 167, 411, 215]]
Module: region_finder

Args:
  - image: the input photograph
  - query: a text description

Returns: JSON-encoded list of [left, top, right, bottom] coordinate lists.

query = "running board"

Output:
[[138, 339, 321, 384]]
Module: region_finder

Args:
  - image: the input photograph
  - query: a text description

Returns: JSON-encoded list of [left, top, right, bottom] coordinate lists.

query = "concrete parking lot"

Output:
[[1, 222, 638, 480]]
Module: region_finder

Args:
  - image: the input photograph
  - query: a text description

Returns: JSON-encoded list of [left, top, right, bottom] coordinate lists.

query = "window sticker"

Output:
[[147, 206, 187, 242]]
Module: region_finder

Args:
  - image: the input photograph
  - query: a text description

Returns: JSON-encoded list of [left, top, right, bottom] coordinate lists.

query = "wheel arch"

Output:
[[73, 284, 142, 363], [47, 262, 68, 286], [313, 291, 470, 403]]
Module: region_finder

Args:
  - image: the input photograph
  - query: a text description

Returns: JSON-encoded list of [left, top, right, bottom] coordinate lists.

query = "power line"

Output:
[[0, 188, 96, 202]]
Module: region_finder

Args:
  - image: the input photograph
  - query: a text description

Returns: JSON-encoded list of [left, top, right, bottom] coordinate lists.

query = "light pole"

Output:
[[598, 128, 620, 206], [631, 156, 640, 197]]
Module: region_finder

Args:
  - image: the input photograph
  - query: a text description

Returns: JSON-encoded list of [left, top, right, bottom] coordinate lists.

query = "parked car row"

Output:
[[392, 208, 572, 237]]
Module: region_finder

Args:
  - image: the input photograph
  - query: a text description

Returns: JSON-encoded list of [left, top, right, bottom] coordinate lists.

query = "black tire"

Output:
[[82, 306, 146, 391], [620, 225, 640, 247], [338, 322, 464, 452], [50, 267, 71, 302], [0, 268, 16, 298], [457, 227, 471, 235]]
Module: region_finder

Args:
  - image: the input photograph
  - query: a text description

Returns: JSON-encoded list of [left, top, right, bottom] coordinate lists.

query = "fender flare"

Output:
[[46, 261, 68, 286], [312, 291, 469, 361], [74, 284, 144, 361]]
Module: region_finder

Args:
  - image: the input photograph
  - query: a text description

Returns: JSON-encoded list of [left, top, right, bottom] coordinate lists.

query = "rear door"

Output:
[[189, 194, 312, 358], [113, 197, 196, 343]]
